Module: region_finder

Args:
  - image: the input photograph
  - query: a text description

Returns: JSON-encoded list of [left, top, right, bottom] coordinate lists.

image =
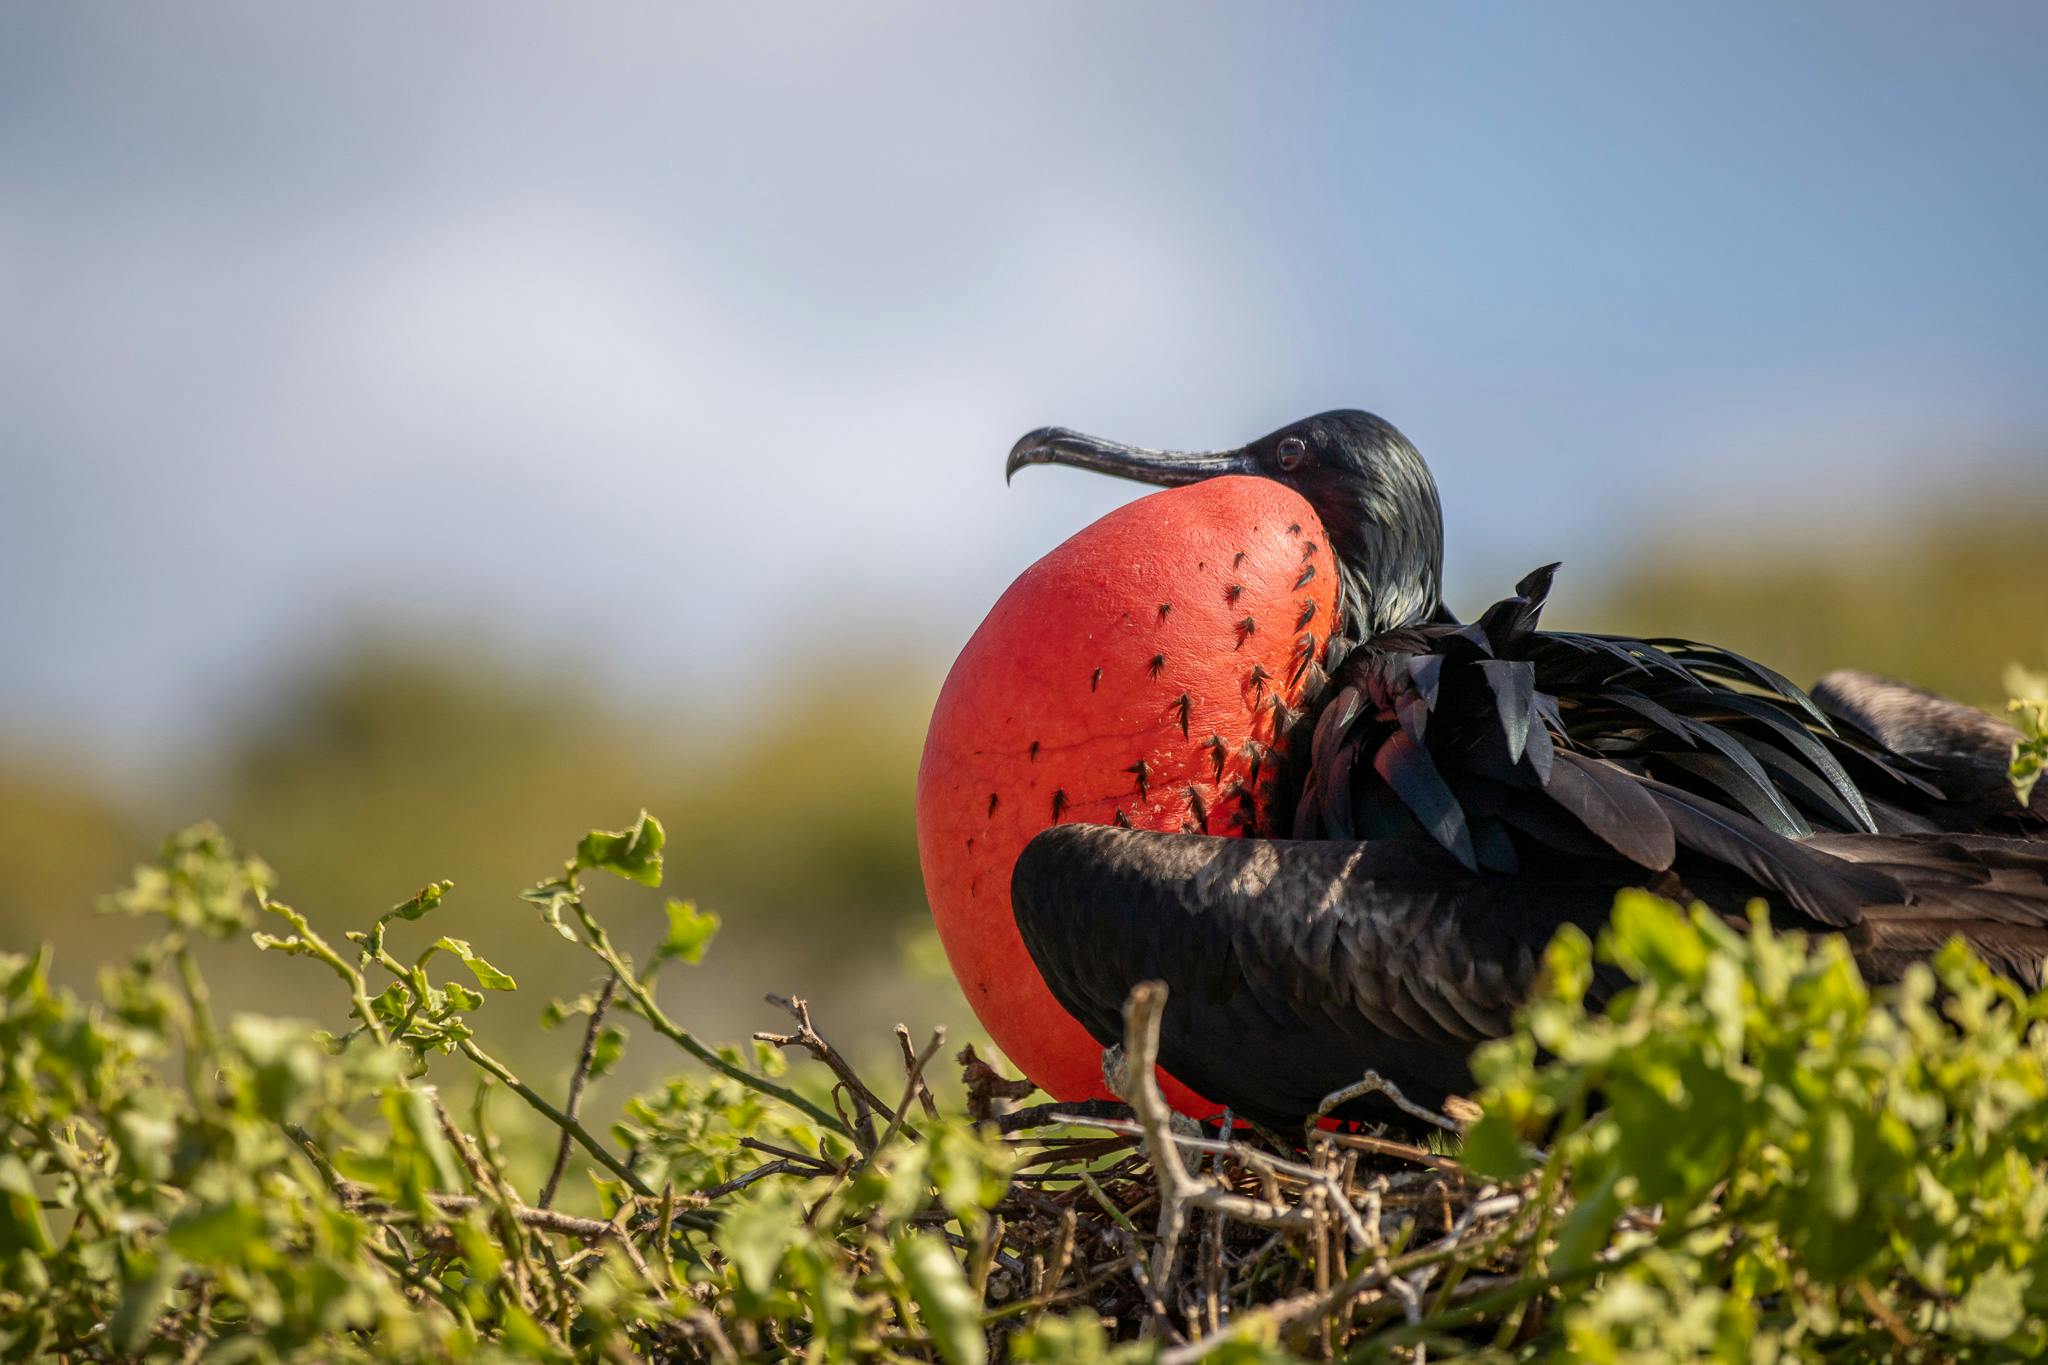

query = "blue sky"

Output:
[[4, 4, 2044, 773]]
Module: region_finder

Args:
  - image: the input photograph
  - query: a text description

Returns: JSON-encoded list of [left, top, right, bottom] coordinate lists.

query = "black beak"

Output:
[[1005, 427, 1256, 487]]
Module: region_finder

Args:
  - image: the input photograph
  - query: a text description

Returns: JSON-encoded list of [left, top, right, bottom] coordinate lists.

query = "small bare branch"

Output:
[[754, 994, 897, 1150], [869, 1028, 945, 1163], [1314, 1069, 1463, 1134], [959, 1042, 1038, 1121], [998, 1098, 1132, 1133], [896, 1024, 940, 1120], [540, 975, 618, 1209]]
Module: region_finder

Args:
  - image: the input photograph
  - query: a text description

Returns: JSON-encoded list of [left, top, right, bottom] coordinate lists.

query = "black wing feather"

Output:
[[1638, 778, 1895, 926], [1479, 658, 1536, 765], [1543, 750, 1677, 871], [1374, 730, 1480, 871]]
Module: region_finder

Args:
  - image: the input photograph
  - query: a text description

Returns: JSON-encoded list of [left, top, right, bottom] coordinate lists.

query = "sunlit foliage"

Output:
[[7, 808, 2048, 1360]]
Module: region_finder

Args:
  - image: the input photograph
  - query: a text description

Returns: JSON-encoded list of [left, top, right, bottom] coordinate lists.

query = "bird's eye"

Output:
[[1275, 436, 1307, 472]]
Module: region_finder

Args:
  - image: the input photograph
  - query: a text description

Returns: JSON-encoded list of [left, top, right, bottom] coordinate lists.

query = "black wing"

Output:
[[1010, 824, 1624, 1126], [1013, 823, 2048, 1126]]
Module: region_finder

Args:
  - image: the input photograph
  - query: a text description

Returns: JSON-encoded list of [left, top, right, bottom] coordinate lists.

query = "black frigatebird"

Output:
[[1004, 410, 2048, 1127]]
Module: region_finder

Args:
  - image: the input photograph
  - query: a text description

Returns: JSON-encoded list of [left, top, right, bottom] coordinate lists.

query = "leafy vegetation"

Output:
[[2009, 665, 2048, 808], [7, 784, 2048, 1360], [1462, 897, 2047, 1360]]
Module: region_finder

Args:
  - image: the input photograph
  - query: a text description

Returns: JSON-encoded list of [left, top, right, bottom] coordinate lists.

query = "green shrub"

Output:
[[4, 813, 2045, 1361]]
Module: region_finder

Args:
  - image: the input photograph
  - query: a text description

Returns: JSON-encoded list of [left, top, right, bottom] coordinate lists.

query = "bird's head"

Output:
[[1006, 409, 1446, 635]]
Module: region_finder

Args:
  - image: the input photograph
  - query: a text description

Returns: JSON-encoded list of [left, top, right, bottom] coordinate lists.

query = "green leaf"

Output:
[[1010, 1315, 1160, 1362], [109, 1250, 183, 1354], [522, 878, 581, 942], [386, 1085, 465, 1204], [0, 1155, 55, 1258], [438, 981, 483, 1013], [1952, 1261, 2027, 1340], [370, 980, 414, 1029], [1550, 1165, 1623, 1274], [1602, 890, 1708, 986], [654, 898, 720, 967], [423, 936, 517, 991], [927, 1122, 1015, 1219], [1459, 1109, 1537, 1180], [576, 810, 666, 886], [899, 1232, 987, 1365], [112, 1105, 177, 1184], [716, 1184, 802, 1302], [589, 1027, 626, 1080], [3, 945, 51, 1003], [1810, 1104, 1859, 1223], [166, 1201, 265, 1265], [231, 1014, 324, 1119]]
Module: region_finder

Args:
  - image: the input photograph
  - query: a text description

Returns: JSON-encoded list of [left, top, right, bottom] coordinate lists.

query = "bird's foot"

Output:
[[1312, 1069, 1462, 1136]]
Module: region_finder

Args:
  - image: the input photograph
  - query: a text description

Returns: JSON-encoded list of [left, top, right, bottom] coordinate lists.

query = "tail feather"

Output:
[[1813, 669, 2045, 831], [1802, 830, 2048, 987]]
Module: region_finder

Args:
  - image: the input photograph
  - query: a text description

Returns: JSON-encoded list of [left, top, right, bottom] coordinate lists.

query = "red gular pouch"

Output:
[[917, 476, 1339, 1115]]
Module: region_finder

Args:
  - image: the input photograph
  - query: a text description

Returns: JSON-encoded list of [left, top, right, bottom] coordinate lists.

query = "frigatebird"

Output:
[[1003, 411, 2048, 1127]]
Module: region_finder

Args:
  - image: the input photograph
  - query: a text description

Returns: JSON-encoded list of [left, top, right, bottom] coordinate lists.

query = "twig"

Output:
[[1040, 1112, 1376, 1253], [737, 1136, 838, 1174], [1324, 1131, 1463, 1171], [346, 939, 652, 1201], [1117, 983, 1338, 1292], [866, 1028, 944, 1167], [1313, 1069, 1463, 1134], [967, 1214, 1006, 1299], [260, 896, 391, 1047], [697, 1159, 811, 1202], [429, 1088, 557, 1319], [755, 994, 898, 1150], [1156, 1190, 1526, 1364], [1855, 1276, 1919, 1349], [1009, 1137, 1137, 1171], [895, 1024, 940, 1120], [332, 1178, 671, 1240], [985, 1250, 1142, 1325], [1121, 1226, 1187, 1345], [682, 1309, 741, 1364], [999, 1099, 1134, 1133], [539, 975, 618, 1208], [1076, 1169, 1137, 1233]]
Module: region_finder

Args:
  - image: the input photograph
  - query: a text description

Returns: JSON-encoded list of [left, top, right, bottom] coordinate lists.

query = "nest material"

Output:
[[756, 985, 1553, 1359]]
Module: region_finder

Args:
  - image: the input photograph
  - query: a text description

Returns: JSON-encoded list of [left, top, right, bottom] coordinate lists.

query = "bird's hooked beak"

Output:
[[1005, 427, 1256, 487]]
